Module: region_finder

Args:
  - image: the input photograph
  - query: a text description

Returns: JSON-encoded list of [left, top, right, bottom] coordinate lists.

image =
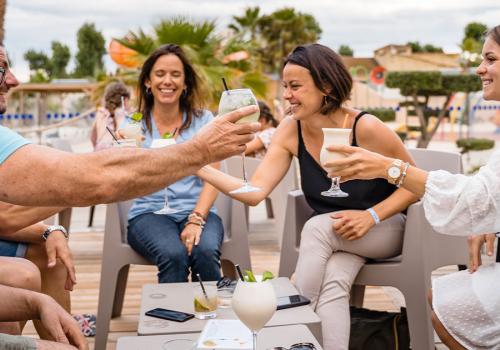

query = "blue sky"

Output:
[[5, 0, 500, 81]]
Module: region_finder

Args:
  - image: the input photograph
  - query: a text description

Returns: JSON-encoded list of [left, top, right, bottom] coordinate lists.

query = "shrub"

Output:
[[365, 108, 396, 122], [456, 138, 495, 154]]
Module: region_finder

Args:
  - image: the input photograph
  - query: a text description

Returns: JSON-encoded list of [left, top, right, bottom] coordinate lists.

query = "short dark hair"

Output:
[[137, 44, 204, 134], [486, 25, 500, 46], [258, 100, 278, 127], [104, 81, 130, 115], [284, 44, 352, 115]]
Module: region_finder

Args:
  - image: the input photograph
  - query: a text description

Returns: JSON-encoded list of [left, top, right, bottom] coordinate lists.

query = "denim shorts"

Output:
[[0, 239, 28, 258]]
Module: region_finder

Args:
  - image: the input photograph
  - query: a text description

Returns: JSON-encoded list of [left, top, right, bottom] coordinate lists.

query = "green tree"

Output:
[[50, 41, 71, 78], [406, 41, 443, 53], [460, 22, 488, 67], [115, 17, 268, 108], [73, 23, 106, 78], [24, 41, 71, 81], [228, 6, 261, 41], [257, 7, 322, 75], [386, 71, 482, 148], [338, 45, 353, 56]]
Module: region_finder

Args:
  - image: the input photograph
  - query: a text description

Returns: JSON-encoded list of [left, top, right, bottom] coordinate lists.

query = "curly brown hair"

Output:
[[104, 81, 130, 117]]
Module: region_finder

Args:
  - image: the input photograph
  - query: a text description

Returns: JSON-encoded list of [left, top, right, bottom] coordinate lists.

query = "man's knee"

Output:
[[0, 258, 41, 292]]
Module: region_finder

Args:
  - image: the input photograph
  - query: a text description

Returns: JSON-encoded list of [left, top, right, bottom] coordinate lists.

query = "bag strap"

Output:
[[393, 315, 400, 350]]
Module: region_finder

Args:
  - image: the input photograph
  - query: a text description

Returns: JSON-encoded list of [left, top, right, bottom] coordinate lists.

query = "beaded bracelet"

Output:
[[188, 213, 206, 226], [185, 221, 204, 230], [396, 162, 410, 188]]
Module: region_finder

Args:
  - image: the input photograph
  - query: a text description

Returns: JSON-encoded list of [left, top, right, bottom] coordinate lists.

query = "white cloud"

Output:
[[5, 0, 500, 82]]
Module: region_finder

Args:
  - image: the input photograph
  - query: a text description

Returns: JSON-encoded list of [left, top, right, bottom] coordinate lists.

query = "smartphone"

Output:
[[276, 294, 311, 310], [145, 308, 194, 322]]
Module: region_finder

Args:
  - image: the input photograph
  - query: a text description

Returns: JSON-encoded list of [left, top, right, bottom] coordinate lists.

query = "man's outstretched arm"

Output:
[[0, 106, 259, 207]]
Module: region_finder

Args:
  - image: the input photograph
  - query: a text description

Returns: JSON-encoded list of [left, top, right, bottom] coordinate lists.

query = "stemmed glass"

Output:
[[151, 138, 179, 215], [319, 128, 351, 197], [218, 89, 261, 194], [232, 280, 277, 350]]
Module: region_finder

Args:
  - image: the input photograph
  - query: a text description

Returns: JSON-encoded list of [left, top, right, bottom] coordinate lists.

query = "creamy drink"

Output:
[[320, 128, 351, 197], [232, 281, 276, 350]]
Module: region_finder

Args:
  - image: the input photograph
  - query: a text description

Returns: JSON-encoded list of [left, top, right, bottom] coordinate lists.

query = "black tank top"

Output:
[[298, 112, 397, 215]]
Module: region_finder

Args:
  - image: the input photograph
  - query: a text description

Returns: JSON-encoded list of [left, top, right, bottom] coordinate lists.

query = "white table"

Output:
[[118, 324, 322, 350], [138, 278, 321, 342]]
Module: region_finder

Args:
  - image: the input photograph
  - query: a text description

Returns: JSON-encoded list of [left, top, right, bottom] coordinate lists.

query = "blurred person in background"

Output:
[[245, 100, 279, 159], [90, 81, 131, 151]]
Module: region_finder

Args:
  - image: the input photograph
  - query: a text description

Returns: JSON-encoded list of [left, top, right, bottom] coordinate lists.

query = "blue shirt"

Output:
[[0, 126, 30, 165], [127, 110, 216, 222]]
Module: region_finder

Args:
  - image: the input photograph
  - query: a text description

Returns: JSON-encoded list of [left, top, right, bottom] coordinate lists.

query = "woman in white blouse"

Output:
[[324, 25, 500, 350]]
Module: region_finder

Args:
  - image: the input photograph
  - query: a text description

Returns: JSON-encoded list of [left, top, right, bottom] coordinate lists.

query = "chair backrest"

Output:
[[225, 155, 299, 241], [409, 148, 462, 174]]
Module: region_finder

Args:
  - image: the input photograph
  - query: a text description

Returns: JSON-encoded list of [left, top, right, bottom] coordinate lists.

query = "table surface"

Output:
[[118, 324, 323, 350], [138, 278, 321, 337]]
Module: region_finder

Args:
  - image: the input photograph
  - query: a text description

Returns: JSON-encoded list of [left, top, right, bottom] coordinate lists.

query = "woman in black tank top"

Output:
[[197, 44, 418, 349]]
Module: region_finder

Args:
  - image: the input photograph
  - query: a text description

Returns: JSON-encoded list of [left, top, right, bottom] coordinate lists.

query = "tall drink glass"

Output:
[[218, 89, 261, 194], [320, 128, 351, 197], [151, 138, 179, 215], [232, 281, 277, 350]]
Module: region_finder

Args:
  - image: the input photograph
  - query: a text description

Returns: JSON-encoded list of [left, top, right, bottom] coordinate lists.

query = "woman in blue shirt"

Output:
[[126, 44, 223, 283]]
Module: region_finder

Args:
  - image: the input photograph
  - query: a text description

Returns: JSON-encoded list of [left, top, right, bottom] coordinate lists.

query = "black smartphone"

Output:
[[276, 294, 311, 310], [145, 308, 194, 322]]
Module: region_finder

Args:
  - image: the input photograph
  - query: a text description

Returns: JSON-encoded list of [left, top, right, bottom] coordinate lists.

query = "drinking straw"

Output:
[[235, 264, 245, 281], [121, 96, 125, 110], [342, 113, 349, 128], [196, 274, 209, 299], [222, 78, 229, 91], [106, 126, 120, 144], [172, 127, 178, 137]]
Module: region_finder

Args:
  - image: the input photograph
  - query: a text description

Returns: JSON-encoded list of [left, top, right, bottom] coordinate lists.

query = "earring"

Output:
[[146, 87, 152, 95], [182, 88, 188, 97], [323, 95, 329, 106]]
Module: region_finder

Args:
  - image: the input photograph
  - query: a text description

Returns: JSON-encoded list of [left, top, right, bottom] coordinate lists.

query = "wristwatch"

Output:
[[42, 225, 69, 241], [387, 159, 403, 185]]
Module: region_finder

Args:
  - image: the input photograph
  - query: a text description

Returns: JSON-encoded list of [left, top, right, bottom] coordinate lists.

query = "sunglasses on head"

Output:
[[268, 343, 316, 350]]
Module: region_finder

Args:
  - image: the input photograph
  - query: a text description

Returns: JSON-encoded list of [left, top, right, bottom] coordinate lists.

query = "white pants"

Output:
[[294, 212, 406, 350]]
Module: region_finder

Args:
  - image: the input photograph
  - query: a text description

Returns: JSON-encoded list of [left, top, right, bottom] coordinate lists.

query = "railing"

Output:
[[14, 107, 97, 144]]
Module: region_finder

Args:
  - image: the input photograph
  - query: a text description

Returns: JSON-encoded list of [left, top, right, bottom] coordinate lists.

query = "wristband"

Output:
[[367, 208, 380, 225], [42, 225, 68, 241]]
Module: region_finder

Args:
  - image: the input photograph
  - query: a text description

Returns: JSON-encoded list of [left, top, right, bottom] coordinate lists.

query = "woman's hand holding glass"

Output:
[[324, 145, 393, 182], [218, 88, 261, 194]]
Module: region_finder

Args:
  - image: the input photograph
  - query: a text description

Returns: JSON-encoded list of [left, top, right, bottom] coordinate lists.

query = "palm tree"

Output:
[[257, 8, 322, 76], [114, 17, 268, 109], [228, 6, 261, 41]]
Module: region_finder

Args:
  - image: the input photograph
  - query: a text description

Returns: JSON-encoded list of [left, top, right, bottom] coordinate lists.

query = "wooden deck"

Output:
[[21, 202, 458, 349]]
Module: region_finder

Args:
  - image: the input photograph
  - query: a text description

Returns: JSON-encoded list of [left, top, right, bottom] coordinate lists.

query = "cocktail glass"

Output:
[[193, 283, 218, 319], [151, 138, 179, 215], [232, 280, 277, 350], [121, 120, 142, 147], [320, 128, 351, 197], [218, 89, 261, 194]]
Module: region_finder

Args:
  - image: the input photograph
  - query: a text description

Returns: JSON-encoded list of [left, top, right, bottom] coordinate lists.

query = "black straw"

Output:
[[235, 264, 245, 281], [222, 78, 229, 91], [106, 126, 120, 144], [172, 127, 178, 137], [196, 274, 209, 299]]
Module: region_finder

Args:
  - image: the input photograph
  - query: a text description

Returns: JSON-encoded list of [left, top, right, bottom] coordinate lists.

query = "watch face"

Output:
[[389, 167, 401, 178]]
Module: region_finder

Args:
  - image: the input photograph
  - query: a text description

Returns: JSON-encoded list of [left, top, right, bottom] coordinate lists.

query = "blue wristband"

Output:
[[367, 208, 380, 225]]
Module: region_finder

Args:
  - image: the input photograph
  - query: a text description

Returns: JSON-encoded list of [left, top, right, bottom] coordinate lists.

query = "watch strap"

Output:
[[42, 225, 68, 241]]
